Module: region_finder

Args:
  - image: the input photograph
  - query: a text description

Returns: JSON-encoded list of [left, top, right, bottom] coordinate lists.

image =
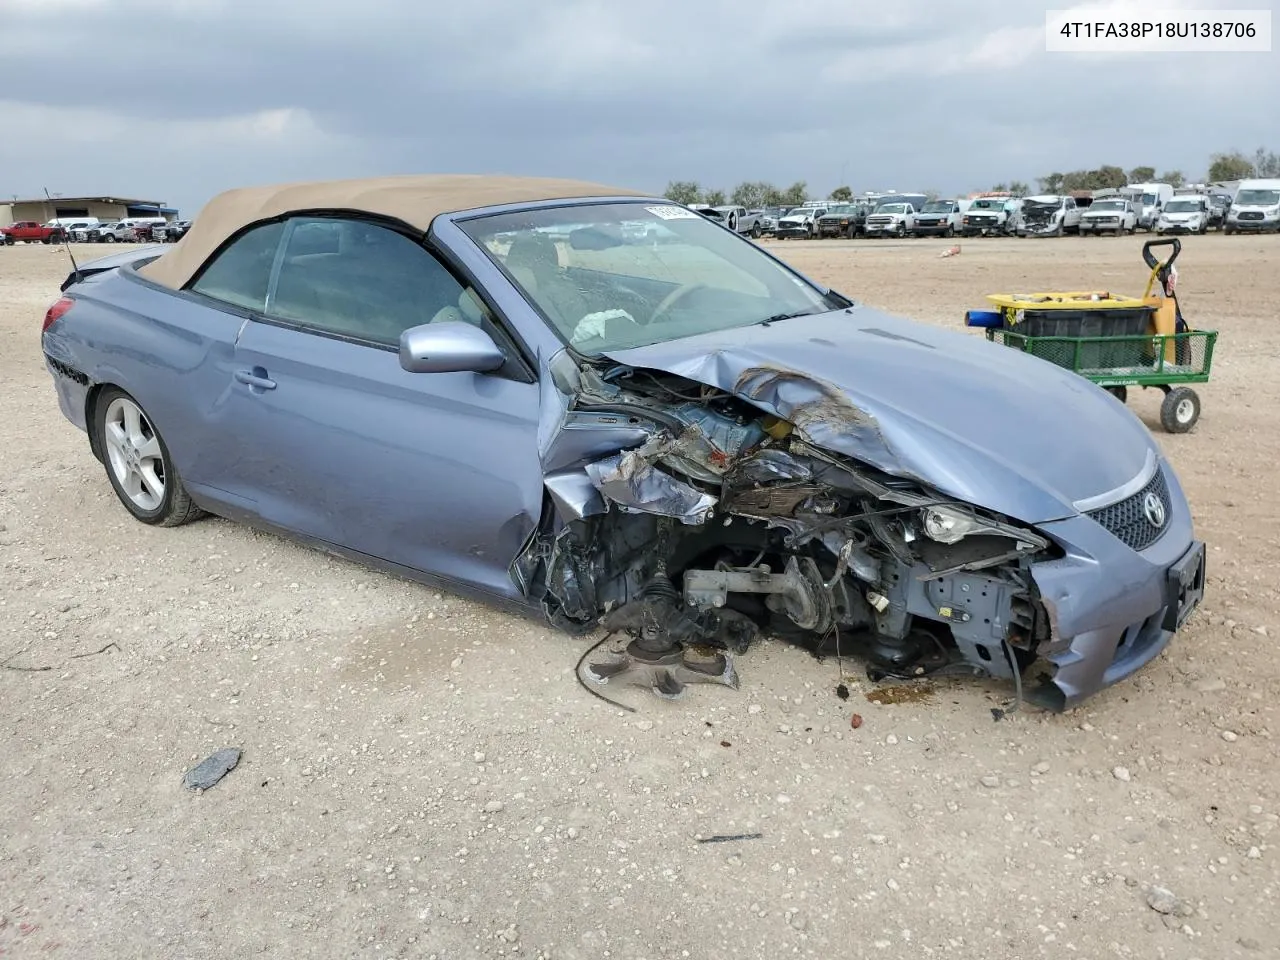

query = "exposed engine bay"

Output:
[[513, 356, 1060, 702], [1021, 200, 1064, 233]]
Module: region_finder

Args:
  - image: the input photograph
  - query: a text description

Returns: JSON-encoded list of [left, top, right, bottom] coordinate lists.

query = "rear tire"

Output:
[[1104, 385, 1128, 404], [94, 387, 204, 526], [751, 222, 762, 239], [1160, 387, 1201, 434]]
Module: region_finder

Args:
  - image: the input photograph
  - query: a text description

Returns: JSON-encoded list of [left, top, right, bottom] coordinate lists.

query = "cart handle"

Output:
[[1141, 237, 1181, 299], [1142, 237, 1181, 271]]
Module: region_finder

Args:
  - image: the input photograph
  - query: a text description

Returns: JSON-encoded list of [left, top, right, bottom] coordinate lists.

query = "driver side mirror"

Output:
[[399, 321, 505, 374]]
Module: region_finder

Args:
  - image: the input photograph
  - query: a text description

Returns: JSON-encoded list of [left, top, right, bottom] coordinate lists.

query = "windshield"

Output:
[[1141, 193, 1158, 206], [1089, 200, 1126, 212], [1163, 199, 1202, 213], [1024, 198, 1060, 210], [970, 198, 1004, 210], [824, 204, 855, 214], [876, 203, 908, 214], [1235, 188, 1280, 206], [921, 201, 952, 213], [459, 201, 841, 355]]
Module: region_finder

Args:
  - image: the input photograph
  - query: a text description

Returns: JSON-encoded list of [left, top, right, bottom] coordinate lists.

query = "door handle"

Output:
[[234, 369, 277, 390]]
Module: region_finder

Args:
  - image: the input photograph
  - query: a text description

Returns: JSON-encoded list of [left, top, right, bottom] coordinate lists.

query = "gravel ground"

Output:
[[1, 235, 1276, 959]]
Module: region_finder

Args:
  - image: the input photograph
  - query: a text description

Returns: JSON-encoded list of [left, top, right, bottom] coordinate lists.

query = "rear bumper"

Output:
[[1026, 462, 1203, 710]]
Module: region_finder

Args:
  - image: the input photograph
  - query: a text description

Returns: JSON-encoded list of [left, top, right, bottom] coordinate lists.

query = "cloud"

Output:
[[0, 0, 1274, 214]]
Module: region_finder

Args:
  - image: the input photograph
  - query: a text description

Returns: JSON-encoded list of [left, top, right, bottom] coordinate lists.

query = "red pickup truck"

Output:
[[1, 221, 67, 245]]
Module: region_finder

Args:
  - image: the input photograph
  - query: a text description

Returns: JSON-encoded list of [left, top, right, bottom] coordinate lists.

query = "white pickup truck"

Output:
[[711, 206, 765, 238], [863, 201, 921, 238], [1018, 195, 1082, 237]]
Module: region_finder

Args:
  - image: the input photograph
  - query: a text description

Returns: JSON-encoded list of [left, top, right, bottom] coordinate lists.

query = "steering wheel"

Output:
[[650, 283, 709, 325]]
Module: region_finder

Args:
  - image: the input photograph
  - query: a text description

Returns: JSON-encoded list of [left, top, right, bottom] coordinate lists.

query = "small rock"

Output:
[[1246, 846, 1261, 859], [1113, 766, 1132, 782], [566, 827, 580, 840], [483, 801, 505, 814], [1255, 625, 1269, 637], [634, 720, 654, 731], [1031, 761, 1051, 775], [788, 911, 808, 930], [885, 734, 899, 745], [182, 748, 242, 791], [1239, 936, 1262, 951], [497, 924, 519, 943], [850, 713, 864, 729], [1192, 677, 1227, 693], [1221, 730, 1239, 742], [1146, 886, 1180, 915], [980, 775, 1001, 788], [473, 752, 486, 763], [748, 704, 762, 715], [776, 794, 792, 804]]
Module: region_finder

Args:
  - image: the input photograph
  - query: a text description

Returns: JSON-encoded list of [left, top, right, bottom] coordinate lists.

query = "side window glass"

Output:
[[190, 221, 285, 312], [268, 218, 473, 345]]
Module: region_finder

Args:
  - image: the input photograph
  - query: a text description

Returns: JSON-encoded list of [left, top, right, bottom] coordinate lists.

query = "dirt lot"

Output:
[[1, 235, 1277, 959]]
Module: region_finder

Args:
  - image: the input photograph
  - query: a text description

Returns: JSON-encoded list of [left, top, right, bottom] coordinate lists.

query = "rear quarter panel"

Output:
[[42, 268, 246, 487]]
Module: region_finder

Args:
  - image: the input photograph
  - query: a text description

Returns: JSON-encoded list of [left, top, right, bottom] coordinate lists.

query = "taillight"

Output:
[[43, 297, 74, 334]]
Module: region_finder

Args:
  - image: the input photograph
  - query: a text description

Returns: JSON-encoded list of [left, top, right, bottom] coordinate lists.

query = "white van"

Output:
[[1124, 183, 1174, 231], [1224, 178, 1280, 234]]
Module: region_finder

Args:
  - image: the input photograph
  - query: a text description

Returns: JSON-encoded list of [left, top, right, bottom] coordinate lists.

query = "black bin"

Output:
[[1008, 306, 1155, 369]]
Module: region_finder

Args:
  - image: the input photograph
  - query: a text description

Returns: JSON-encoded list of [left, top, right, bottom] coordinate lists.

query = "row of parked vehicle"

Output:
[[1, 216, 191, 246], [684, 177, 1280, 243]]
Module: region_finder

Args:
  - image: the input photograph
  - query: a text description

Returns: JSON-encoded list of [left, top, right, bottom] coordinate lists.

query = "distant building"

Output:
[[5, 195, 177, 225]]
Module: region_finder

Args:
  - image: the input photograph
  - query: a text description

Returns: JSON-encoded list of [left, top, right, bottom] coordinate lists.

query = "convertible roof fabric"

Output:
[[137, 174, 648, 290]]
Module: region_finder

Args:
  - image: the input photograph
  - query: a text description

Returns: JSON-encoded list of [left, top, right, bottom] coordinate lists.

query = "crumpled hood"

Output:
[[604, 307, 1158, 523]]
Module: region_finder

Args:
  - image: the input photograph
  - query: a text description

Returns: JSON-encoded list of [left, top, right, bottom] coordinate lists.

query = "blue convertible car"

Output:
[[40, 175, 1205, 709]]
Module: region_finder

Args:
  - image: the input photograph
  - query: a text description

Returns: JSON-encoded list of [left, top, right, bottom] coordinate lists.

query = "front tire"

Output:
[[94, 388, 203, 526], [751, 222, 762, 239]]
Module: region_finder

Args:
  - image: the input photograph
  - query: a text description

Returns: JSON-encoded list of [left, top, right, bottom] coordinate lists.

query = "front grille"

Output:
[[1087, 466, 1172, 552], [1238, 211, 1263, 221]]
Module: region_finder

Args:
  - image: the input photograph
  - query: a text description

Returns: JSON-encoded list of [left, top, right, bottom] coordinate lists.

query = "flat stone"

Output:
[[182, 747, 242, 791]]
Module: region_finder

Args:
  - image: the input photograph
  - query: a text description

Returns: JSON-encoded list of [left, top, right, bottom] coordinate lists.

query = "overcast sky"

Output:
[[1, 0, 1275, 216]]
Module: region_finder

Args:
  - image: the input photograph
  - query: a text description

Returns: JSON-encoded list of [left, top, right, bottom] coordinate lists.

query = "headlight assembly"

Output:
[[921, 505, 1048, 550]]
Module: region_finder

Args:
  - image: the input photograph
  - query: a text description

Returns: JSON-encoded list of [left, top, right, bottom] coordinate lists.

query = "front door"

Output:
[[199, 216, 545, 599]]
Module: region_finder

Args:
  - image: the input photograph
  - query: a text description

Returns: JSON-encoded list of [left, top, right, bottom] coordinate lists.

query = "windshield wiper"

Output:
[[756, 309, 816, 326]]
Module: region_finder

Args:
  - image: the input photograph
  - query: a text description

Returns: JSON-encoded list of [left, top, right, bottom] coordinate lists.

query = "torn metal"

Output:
[[518, 343, 1068, 705]]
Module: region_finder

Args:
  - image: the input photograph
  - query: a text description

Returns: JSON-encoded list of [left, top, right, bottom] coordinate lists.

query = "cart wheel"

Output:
[[1104, 385, 1128, 404], [1160, 387, 1201, 433]]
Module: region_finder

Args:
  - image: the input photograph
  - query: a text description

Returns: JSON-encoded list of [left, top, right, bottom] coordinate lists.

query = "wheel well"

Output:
[[85, 382, 109, 463]]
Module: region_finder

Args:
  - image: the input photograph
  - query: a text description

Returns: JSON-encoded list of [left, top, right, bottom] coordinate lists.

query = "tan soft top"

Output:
[[138, 173, 648, 290]]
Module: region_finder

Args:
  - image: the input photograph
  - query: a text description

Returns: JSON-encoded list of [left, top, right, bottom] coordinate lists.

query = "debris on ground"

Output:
[[850, 713, 864, 729], [182, 747, 242, 791], [696, 833, 763, 844], [1145, 885, 1193, 917]]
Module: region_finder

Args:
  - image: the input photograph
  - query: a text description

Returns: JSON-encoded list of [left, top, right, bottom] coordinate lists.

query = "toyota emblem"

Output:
[[1143, 492, 1167, 528]]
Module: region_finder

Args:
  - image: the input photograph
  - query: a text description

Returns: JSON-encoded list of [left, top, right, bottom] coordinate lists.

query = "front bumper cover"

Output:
[[1024, 462, 1202, 710]]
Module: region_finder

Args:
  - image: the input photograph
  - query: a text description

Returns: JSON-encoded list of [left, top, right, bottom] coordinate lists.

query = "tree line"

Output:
[[665, 146, 1279, 208]]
